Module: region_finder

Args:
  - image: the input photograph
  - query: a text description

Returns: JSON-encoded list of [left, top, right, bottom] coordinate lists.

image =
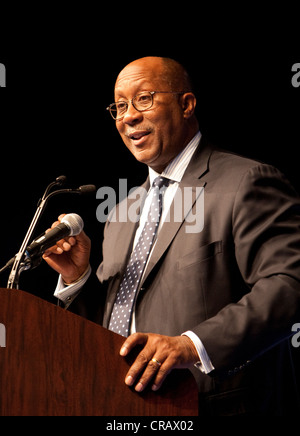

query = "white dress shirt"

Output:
[[54, 131, 214, 374]]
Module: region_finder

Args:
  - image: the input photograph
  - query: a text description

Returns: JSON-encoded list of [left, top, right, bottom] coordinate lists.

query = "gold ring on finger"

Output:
[[151, 357, 162, 367]]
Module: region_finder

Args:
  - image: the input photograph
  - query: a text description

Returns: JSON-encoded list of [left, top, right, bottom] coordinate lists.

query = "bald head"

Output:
[[116, 57, 193, 94], [159, 57, 194, 92]]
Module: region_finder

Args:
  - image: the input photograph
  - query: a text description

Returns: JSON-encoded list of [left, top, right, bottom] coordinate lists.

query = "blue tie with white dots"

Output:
[[108, 176, 170, 337]]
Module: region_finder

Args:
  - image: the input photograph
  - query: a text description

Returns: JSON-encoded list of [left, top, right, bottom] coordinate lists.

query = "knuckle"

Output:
[[159, 366, 170, 376], [148, 360, 158, 370], [137, 352, 149, 366]]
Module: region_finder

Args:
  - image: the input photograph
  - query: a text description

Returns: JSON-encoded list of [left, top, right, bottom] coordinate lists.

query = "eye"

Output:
[[116, 101, 127, 114], [135, 93, 152, 108]]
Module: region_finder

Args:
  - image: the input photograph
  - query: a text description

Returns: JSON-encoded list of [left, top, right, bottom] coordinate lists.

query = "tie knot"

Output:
[[152, 176, 170, 190]]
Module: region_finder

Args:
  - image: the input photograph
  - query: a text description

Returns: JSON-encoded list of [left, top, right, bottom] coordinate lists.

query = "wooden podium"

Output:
[[0, 288, 198, 416]]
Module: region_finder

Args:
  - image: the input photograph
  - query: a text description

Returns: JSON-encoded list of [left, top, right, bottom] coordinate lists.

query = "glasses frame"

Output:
[[106, 91, 186, 121]]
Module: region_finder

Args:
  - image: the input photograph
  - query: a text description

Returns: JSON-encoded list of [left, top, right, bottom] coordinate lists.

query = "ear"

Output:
[[181, 93, 197, 119]]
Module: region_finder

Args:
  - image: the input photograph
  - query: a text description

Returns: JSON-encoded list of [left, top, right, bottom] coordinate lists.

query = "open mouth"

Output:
[[127, 130, 151, 144]]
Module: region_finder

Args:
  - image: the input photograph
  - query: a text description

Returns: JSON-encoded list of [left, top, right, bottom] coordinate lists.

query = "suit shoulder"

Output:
[[205, 146, 292, 194], [208, 147, 299, 197], [210, 147, 264, 172]]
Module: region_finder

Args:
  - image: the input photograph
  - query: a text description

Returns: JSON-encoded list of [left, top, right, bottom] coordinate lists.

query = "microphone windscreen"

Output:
[[61, 213, 84, 236], [79, 185, 96, 195], [56, 175, 67, 185]]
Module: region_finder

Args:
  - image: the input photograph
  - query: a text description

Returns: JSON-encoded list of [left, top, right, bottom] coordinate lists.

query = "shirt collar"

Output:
[[148, 131, 201, 186]]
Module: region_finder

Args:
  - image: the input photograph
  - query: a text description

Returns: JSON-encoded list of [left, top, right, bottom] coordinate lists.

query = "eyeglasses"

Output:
[[106, 91, 185, 121]]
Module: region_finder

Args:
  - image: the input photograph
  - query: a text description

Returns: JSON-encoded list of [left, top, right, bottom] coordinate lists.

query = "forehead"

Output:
[[114, 62, 166, 98]]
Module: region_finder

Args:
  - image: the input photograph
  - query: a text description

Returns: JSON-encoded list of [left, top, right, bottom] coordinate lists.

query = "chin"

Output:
[[134, 149, 161, 167]]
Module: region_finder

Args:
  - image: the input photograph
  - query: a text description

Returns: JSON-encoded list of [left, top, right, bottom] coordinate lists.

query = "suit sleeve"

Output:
[[192, 164, 300, 375], [67, 270, 107, 325]]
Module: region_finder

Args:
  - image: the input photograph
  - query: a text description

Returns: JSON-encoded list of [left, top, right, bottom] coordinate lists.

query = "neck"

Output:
[[150, 124, 200, 174]]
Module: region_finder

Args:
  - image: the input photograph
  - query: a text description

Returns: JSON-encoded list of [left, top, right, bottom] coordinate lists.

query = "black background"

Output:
[[1, 9, 299, 405]]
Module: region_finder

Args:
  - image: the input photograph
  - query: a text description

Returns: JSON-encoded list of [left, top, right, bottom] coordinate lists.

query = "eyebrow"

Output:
[[114, 78, 154, 100], [114, 89, 151, 102]]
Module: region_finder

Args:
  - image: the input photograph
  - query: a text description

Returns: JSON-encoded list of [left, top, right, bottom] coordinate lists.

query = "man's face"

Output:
[[114, 58, 195, 173]]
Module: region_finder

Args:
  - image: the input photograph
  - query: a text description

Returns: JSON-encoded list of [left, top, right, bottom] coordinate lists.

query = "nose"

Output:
[[122, 102, 143, 125]]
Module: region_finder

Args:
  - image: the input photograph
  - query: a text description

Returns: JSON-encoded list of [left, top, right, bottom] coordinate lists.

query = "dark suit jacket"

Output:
[[71, 136, 300, 415]]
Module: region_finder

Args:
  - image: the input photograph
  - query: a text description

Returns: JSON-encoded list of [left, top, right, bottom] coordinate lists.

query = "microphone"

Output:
[[73, 185, 96, 195], [44, 184, 96, 201], [1, 213, 84, 273], [27, 213, 84, 257], [56, 175, 67, 185]]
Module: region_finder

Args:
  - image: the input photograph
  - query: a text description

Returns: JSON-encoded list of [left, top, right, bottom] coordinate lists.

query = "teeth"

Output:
[[129, 131, 149, 140], [132, 133, 144, 139]]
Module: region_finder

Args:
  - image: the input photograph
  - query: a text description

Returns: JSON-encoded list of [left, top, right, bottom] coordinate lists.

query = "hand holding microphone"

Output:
[[42, 214, 91, 285]]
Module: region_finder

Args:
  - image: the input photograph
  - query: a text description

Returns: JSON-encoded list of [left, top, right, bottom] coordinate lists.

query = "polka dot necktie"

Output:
[[108, 176, 170, 337]]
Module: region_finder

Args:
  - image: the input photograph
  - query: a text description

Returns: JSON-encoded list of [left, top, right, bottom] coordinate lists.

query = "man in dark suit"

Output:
[[43, 57, 300, 415]]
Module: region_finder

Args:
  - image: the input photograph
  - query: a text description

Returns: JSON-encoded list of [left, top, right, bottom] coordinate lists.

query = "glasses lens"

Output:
[[108, 92, 153, 120], [110, 102, 128, 120], [133, 92, 153, 111]]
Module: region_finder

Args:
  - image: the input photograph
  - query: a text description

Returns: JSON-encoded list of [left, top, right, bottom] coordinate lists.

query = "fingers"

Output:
[[43, 236, 76, 257], [128, 354, 170, 393], [43, 237, 74, 255], [120, 333, 197, 393], [42, 214, 79, 257], [121, 333, 171, 392], [120, 332, 148, 356]]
